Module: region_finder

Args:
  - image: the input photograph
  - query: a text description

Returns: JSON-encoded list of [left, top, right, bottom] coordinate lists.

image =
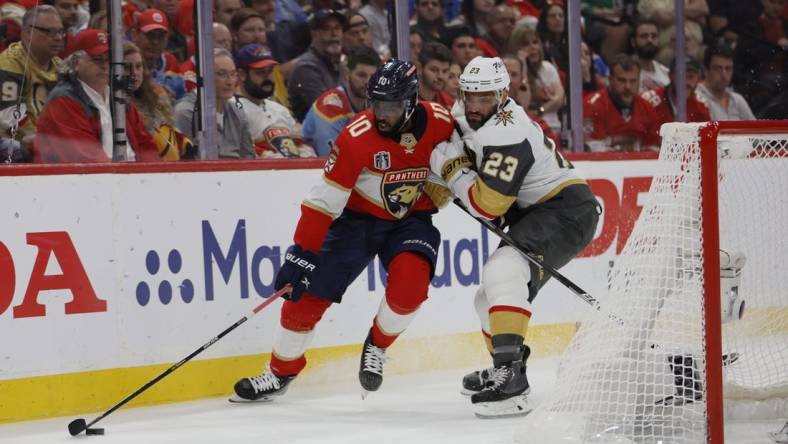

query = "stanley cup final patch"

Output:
[[380, 168, 430, 218], [374, 151, 391, 171]]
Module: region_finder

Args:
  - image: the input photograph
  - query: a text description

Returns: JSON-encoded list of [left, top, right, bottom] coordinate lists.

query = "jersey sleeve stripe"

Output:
[[469, 178, 516, 218], [302, 200, 336, 219], [304, 180, 353, 218], [324, 176, 352, 192], [535, 179, 589, 204]]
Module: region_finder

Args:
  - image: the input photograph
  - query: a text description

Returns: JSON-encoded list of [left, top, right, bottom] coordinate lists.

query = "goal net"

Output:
[[518, 121, 788, 444]]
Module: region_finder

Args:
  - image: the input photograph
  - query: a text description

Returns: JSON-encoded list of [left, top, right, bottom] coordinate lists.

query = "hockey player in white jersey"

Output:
[[430, 56, 601, 418]]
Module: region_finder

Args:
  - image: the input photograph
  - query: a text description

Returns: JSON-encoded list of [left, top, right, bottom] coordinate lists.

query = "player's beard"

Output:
[[375, 115, 404, 136], [466, 110, 493, 130]]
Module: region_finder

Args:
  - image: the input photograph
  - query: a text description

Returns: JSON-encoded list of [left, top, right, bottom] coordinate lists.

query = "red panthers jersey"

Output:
[[294, 101, 455, 253], [583, 88, 661, 150], [640, 87, 711, 129]]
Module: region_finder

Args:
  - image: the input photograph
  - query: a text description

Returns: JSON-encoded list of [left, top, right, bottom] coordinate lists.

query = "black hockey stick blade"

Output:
[[68, 419, 87, 436]]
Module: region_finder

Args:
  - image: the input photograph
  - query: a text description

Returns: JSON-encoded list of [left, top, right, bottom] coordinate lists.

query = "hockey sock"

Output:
[[271, 293, 331, 376], [371, 252, 430, 348]]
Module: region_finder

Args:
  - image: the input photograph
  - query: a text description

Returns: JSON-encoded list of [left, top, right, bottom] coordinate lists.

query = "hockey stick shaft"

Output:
[[453, 199, 625, 326], [81, 286, 289, 430]]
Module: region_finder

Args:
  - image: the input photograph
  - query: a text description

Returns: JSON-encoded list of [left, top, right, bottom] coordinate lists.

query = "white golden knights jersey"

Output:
[[446, 98, 584, 219], [293, 101, 455, 253]]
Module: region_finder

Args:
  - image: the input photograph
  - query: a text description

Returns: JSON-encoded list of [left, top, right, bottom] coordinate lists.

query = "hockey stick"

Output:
[[67, 286, 290, 437], [452, 198, 626, 326]]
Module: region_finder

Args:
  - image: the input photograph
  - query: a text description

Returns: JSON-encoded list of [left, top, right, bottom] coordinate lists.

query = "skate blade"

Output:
[[228, 394, 276, 403], [473, 394, 533, 419], [460, 388, 478, 396]]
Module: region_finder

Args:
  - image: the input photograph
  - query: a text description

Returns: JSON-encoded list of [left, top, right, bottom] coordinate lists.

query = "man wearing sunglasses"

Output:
[[431, 56, 600, 418], [232, 59, 456, 403]]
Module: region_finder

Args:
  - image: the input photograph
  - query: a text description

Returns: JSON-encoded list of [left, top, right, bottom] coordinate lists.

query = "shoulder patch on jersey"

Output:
[[380, 168, 430, 218], [373, 151, 391, 171], [324, 149, 337, 173], [399, 133, 417, 153], [493, 109, 514, 126]]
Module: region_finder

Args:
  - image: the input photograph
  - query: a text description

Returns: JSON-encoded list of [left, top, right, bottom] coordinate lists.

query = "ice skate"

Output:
[[471, 359, 532, 418], [229, 367, 294, 403], [359, 331, 387, 399]]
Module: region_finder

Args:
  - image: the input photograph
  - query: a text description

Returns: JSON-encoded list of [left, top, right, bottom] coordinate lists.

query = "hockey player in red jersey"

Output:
[[232, 59, 455, 402]]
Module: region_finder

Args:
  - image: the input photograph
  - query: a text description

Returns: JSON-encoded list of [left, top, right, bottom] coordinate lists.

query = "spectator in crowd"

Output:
[[131, 8, 187, 99], [88, 10, 107, 30], [518, 27, 564, 135], [581, 0, 632, 63], [215, 0, 243, 27], [501, 53, 560, 147], [630, 19, 669, 93], [230, 8, 268, 51], [35, 29, 159, 163], [695, 44, 756, 121], [150, 0, 188, 62], [476, 4, 516, 57], [180, 23, 232, 92], [409, 28, 423, 63], [266, 0, 311, 63], [537, 2, 568, 72], [125, 42, 195, 160], [412, 0, 447, 45], [359, 0, 390, 56], [48, 0, 80, 36], [302, 45, 380, 156], [246, 0, 276, 25], [343, 12, 374, 54], [417, 41, 454, 107], [730, 0, 788, 116], [445, 61, 461, 98], [233, 44, 315, 158], [445, 25, 478, 68], [581, 41, 605, 99], [288, 9, 347, 122], [641, 56, 710, 130], [506, 0, 548, 24], [174, 48, 255, 159], [448, 0, 493, 38], [583, 54, 660, 152], [637, 0, 708, 66], [0, 5, 64, 155]]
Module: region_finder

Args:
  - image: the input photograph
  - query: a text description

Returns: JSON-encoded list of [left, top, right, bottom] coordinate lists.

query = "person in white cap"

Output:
[[430, 56, 600, 418]]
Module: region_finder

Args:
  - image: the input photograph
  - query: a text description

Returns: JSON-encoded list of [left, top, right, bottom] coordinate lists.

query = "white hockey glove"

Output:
[[429, 131, 476, 196]]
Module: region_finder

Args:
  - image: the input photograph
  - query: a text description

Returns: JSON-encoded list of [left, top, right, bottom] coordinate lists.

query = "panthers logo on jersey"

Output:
[[381, 168, 430, 218]]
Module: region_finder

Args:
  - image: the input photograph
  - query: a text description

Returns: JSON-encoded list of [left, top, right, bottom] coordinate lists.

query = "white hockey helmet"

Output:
[[459, 56, 511, 93]]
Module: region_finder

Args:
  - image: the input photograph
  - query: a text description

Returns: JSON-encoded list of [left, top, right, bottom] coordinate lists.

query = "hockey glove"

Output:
[[275, 245, 319, 302]]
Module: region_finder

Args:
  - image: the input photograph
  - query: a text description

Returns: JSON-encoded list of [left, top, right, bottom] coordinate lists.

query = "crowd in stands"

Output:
[[0, 0, 785, 162]]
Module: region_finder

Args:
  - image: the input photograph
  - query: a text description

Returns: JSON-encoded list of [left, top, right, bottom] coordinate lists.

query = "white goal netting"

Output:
[[518, 122, 788, 444]]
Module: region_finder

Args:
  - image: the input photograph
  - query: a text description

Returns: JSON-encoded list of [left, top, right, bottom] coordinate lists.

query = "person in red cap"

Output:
[[234, 43, 315, 158], [131, 8, 186, 99], [34, 29, 159, 163]]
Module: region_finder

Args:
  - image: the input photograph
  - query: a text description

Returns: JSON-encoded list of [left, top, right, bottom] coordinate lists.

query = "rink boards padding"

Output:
[[0, 154, 659, 422]]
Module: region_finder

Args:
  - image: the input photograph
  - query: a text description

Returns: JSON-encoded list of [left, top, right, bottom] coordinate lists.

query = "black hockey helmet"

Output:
[[367, 59, 419, 130]]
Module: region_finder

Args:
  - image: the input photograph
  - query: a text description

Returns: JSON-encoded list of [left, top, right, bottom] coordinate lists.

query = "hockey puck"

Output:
[[85, 428, 105, 435]]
